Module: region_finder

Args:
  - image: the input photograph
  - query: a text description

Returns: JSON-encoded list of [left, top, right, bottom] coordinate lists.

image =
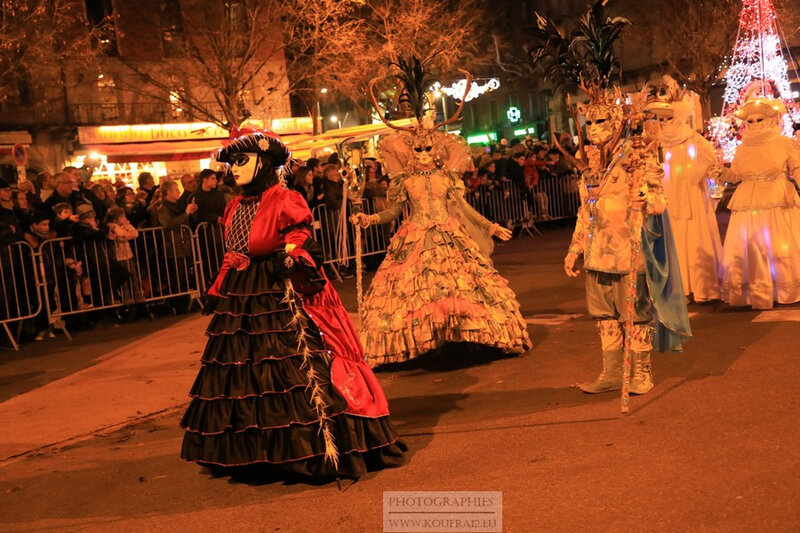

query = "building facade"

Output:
[[0, 0, 295, 183]]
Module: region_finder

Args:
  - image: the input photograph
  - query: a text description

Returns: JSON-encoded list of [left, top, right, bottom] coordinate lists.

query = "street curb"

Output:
[[0, 403, 188, 467]]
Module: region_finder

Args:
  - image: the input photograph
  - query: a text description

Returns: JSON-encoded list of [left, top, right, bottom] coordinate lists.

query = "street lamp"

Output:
[[431, 89, 449, 131], [329, 113, 348, 129], [316, 88, 329, 134]]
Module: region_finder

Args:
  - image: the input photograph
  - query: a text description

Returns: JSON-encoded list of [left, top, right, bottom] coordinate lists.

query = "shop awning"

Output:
[[0, 131, 32, 146], [81, 120, 419, 164], [0, 131, 33, 156], [82, 139, 223, 163], [285, 119, 418, 160]]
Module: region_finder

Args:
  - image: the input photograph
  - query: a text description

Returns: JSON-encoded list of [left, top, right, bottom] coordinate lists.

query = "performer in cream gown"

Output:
[[721, 96, 800, 309], [351, 57, 531, 366], [645, 80, 723, 302]]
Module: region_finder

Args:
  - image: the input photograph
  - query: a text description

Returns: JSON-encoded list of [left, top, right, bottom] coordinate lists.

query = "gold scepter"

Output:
[[621, 89, 656, 414], [337, 139, 366, 320]]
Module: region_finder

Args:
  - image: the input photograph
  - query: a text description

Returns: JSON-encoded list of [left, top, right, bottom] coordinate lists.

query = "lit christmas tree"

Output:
[[710, 0, 800, 162]]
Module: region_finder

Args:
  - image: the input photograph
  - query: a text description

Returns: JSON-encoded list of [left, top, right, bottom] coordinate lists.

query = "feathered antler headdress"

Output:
[[367, 54, 472, 133]]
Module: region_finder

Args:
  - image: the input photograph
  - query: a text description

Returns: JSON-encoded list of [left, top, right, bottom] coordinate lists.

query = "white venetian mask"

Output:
[[228, 152, 259, 186], [744, 113, 772, 134], [412, 140, 435, 167], [583, 105, 622, 146]]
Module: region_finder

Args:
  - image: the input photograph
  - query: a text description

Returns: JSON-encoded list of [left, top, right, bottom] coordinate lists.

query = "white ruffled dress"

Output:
[[722, 130, 800, 308]]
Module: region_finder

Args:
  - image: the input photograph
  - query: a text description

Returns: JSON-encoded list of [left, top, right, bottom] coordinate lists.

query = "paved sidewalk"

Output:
[[0, 315, 206, 462]]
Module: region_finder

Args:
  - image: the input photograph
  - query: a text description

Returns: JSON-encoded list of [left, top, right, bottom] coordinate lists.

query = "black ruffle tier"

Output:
[[180, 255, 406, 478]]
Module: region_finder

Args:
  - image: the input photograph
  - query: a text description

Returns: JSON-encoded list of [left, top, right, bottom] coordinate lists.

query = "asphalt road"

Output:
[[1, 225, 799, 532]]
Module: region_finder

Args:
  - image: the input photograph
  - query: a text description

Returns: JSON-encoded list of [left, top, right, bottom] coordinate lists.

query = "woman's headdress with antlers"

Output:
[[367, 55, 472, 133]]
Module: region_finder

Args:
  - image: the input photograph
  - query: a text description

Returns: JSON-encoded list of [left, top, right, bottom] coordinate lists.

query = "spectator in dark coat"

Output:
[[505, 152, 526, 190], [63, 166, 103, 217], [178, 173, 198, 210], [42, 204, 86, 313], [363, 166, 388, 211], [506, 151, 535, 214], [13, 189, 37, 233], [321, 164, 344, 211], [72, 203, 115, 306], [137, 172, 157, 208], [43, 173, 90, 217], [51, 203, 77, 238], [291, 166, 322, 210], [23, 211, 58, 339], [23, 210, 54, 250], [0, 179, 23, 245], [157, 180, 196, 294], [190, 169, 227, 227], [115, 187, 148, 228], [89, 183, 114, 223], [158, 180, 196, 231]]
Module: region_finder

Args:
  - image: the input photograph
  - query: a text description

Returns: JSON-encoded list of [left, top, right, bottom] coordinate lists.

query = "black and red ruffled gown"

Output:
[[180, 184, 406, 477]]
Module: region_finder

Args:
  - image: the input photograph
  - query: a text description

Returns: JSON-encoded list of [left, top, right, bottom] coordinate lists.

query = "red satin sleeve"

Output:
[[279, 189, 315, 266]]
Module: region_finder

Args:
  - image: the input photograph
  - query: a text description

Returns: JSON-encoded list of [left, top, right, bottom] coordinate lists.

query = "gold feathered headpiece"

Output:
[[645, 75, 691, 118]]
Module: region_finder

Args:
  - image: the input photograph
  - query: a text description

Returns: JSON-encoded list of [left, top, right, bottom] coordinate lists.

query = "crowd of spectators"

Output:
[[281, 132, 580, 225], [463, 133, 580, 222], [0, 166, 233, 248], [0, 132, 581, 346], [0, 165, 234, 344]]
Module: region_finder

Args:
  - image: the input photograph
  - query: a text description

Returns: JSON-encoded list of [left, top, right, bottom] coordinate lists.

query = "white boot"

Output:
[[580, 350, 623, 393], [629, 351, 654, 394]]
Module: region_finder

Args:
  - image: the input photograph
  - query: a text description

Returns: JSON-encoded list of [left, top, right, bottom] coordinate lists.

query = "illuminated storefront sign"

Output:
[[466, 132, 497, 145], [512, 126, 537, 137], [78, 123, 228, 144], [506, 106, 522, 123], [78, 117, 314, 145], [268, 117, 315, 135]]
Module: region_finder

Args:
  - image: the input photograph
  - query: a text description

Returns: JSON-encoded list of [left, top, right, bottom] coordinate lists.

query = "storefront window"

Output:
[[85, 0, 117, 56], [159, 0, 185, 57], [69, 154, 167, 188]]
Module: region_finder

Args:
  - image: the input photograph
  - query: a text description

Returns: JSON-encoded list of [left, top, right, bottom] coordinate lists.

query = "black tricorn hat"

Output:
[[216, 129, 290, 167]]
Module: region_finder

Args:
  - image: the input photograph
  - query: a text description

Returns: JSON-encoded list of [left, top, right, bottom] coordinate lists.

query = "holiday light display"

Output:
[[431, 78, 500, 102], [712, 0, 800, 162]]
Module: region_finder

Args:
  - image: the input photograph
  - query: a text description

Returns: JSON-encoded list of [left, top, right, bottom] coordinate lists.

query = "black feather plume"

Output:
[[528, 1, 629, 89], [390, 55, 438, 121]]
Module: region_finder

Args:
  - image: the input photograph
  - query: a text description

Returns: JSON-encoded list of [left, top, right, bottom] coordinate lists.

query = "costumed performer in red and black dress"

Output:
[[180, 130, 407, 479]]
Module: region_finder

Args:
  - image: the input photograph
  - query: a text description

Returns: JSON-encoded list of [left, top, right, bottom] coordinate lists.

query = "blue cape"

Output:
[[641, 210, 693, 353]]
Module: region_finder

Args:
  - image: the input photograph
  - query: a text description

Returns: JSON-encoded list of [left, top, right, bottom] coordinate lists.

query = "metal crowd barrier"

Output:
[[2, 181, 579, 350], [465, 175, 580, 226], [466, 182, 533, 230], [0, 241, 43, 350], [309, 178, 585, 270], [312, 198, 393, 271], [530, 174, 582, 220], [194, 222, 226, 292], [36, 225, 201, 343]]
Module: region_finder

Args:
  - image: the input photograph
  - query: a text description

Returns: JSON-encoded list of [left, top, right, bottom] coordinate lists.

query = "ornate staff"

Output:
[[622, 146, 649, 413], [621, 92, 655, 414], [336, 138, 366, 319], [346, 168, 366, 320]]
